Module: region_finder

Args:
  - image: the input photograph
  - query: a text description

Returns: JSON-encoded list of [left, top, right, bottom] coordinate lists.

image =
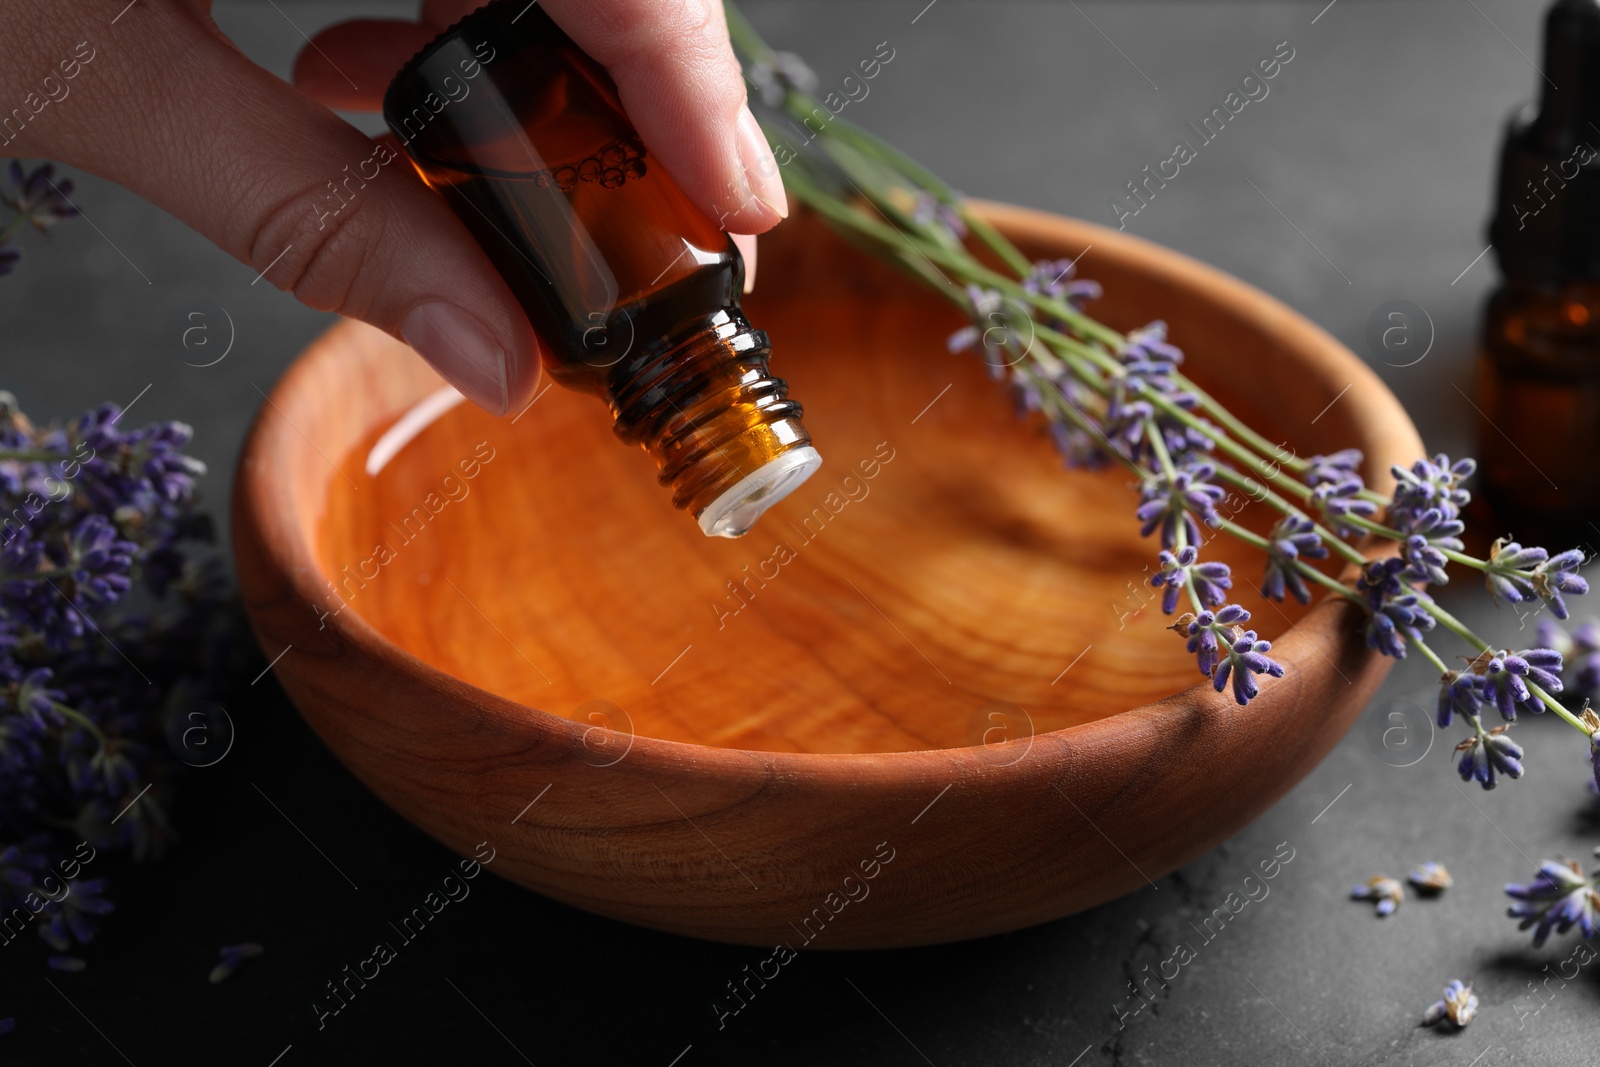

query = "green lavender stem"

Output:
[[51, 700, 107, 745]]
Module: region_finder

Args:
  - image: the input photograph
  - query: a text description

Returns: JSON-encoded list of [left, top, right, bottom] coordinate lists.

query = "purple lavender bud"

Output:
[[1491, 648, 1564, 720], [1261, 514, 1327, 604], [1570, 619, 1600, 691], [209, 941, 264, 984], [1390, 453, 1474, 529], [1023, 259, 1100, 307], [1312, 477, 1379, 537], [1533, 549, 1590, 621], [1419, 980, 1477, 1028], [912, 191, 968, 239], [1457, 726, 1524, 789], [1396, 507, 1464, 586], [1505, 858, 1599, 947], [1149, 546, 1232, 615], [1302, 449, 1363, 489], [1408, 862, 1452, 893], [1352, 875, 1404, 917], [1136, 462, 1226, 549], [1436, 670, 1487, 729], [1211, 628, 1283, 705], [1121, 321, 1184, 367], [3, 162, 79, 233]]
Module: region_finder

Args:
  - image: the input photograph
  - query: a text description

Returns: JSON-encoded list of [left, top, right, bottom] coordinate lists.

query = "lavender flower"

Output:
[[1173, 605, 1280, 704], [1352, 874, 1404, 917], [1120, 321, 1184, 371], [1505, 858, 1599, 947], [1149, 545, 1231, 614], [743, 50, 818, 108], [37, 877, 113, 951], [66, 515, 136, 606], [13, 668, 63, 726], [947, 284, 1024, 374], [911, 191, 968, 240], [1311, 477, 1379, 538], [1212, 626, 1283, 705], [1261, 514, 1327, 604], [1136, 462, 1226, 549], [1436, 668, 1488, 729], [1390, 453, 1474, 529], [209, 941, 264, 984], [2, 162, 79, 234], [1176, 604, 1250, 678], [1122, 327, 1197, 406], [1481, 648, 1564, 721], [1397, 507, 1464, 586], [1484, 539, 1548, 606], [1408, 862, 1452, 893], [1356, 559, 1436, 659], [1533, 549, 1590, 621], [1023, 258, 1101, 307], [1301, 449, 1363, 489], [1093, 323, 1212, 465], [0, 392, 238, 968], [1484, 541, 1590, 619], [1457, 725, 1524, 790], [1538, 617, 1600, 694], [1044, 382, 1110, 471], [1420, 980, 1478, 1028]]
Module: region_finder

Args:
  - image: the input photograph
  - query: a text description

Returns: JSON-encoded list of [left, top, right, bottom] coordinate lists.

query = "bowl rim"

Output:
[[235, 199, 1420, 781]]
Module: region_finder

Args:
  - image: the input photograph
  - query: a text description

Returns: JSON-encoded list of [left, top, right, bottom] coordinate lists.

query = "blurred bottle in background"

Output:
[[1476, 0, 1600, 552]]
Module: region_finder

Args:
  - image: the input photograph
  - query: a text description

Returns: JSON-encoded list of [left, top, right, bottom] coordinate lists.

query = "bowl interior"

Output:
[[313, 211, 1340, 754]]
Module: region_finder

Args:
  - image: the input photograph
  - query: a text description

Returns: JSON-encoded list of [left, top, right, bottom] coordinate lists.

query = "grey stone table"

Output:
[[2, 1, 1595, 1064]]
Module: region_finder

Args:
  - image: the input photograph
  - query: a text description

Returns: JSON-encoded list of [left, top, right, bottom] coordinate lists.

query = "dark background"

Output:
[[3, 1, 1598, 1064]]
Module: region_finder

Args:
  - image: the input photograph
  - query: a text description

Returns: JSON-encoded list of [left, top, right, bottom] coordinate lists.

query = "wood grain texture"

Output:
[[232, 202, 1424, 948]]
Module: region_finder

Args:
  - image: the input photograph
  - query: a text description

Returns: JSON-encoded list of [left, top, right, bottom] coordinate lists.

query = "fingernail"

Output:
[[731, 232, 758, 294], [401, 302, 510, 415], [736, 106, 788, 221]]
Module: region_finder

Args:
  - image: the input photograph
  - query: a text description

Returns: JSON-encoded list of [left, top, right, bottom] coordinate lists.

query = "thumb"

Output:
[[540, 0, 788, 236], [33, 5, 538, 415]]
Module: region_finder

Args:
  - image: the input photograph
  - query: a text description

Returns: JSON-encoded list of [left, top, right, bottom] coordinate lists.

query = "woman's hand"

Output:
[[1, 0, 783, 413]]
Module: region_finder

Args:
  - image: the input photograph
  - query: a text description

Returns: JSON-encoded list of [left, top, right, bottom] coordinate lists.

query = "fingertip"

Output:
[[502, 318, 544, 415], [731, 232, 758, 294], [734, 106, 788, 222], [401, 301, 540, 417], [292, 20, 435, 111]]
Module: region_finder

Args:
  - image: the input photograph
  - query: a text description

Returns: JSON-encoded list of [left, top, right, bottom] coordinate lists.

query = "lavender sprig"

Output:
[[724, 2, 1599, 793], [0, 162, 78, 277], [0, 390, 243, 967]]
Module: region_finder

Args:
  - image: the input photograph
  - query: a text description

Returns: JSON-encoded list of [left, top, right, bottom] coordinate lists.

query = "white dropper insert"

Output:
[[696, 446, 823, 538]]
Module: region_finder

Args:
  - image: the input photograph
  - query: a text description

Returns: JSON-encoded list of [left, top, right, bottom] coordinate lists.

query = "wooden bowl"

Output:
[[233, 202, 1422, 948]]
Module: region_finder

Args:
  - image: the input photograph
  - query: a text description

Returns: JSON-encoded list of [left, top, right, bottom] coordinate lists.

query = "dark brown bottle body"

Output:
[[1476, 279, 1600, 546], [1474, 0, 1600, 549], [385, 1, 819, 536]]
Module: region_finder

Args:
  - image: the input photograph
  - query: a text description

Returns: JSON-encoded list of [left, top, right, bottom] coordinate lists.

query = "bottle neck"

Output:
[[607, 309, 815, 530]]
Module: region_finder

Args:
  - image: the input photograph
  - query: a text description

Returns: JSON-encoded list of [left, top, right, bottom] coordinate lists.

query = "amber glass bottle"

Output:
[[384, 0, 820, 537], [1476, 0, 1600, 548]]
